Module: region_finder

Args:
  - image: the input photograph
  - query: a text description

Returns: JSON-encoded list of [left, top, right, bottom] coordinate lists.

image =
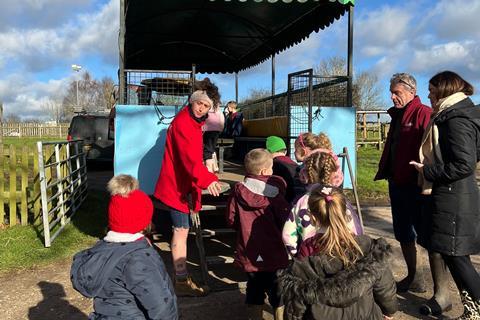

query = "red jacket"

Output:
[[375, 96, 431, 186], [226, 175, 290, 272], [154, 106, 218, 213]]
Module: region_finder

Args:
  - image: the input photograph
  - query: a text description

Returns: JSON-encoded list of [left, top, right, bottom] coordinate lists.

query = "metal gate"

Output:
[[37, 140, 88, 247]]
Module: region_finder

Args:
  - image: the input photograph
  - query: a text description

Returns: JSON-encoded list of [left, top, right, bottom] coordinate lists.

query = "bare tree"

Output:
[[4, 113, 21, 123], [240, 88, 271, 104], [315, 56, 346, 76], [42, 98, 65, 124], [98, 77, 116, 110], [352, 72, 384, 110], [314, 56, 385, 110], [62, 72, 116, 115]]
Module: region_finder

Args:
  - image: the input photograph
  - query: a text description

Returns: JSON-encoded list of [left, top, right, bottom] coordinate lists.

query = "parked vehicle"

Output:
[[67, 114, 114, 162]]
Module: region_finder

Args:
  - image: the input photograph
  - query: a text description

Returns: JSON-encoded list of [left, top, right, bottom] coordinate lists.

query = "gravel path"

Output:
[[1, 206, 479, 320]]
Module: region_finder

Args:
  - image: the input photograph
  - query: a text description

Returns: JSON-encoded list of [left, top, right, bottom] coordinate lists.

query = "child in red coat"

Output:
[[226, 148, 291, 320]]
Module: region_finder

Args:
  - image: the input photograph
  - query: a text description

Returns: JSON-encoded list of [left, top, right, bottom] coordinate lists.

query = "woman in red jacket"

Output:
[[154, 78, 222, 297]]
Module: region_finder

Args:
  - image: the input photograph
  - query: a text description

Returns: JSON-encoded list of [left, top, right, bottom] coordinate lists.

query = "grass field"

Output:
[[356, 146, 389, 203], [0, 191, 108, 273], [1, 137, 61, 147]]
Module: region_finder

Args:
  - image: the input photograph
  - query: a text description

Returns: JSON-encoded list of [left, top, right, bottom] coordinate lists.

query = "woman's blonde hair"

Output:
[[304, 151, 338, 185], [308, 186, 363, 266]]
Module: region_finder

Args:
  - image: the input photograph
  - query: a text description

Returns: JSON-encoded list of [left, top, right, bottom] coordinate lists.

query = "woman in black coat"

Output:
[[410, 71, 480, 319]]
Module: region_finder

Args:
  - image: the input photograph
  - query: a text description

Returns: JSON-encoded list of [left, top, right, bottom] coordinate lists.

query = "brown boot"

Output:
[[174, 276, 210, 297], [246, 304, 263, 320]]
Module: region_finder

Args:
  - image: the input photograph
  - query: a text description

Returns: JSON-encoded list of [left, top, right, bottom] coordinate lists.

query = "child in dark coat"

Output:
[[266, 135, 302, 203], [279, 186, 397, 320], [71, 175, 177, 320], [226, 148, 291, 320]]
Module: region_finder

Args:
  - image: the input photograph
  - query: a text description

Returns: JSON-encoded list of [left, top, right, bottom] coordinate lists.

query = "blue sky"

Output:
[[1, 0, 479, 119]]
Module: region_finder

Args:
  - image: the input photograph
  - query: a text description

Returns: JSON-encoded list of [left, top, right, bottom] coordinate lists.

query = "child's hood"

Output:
[[235, 174, 286, 209], [70, 238, 149, 297]]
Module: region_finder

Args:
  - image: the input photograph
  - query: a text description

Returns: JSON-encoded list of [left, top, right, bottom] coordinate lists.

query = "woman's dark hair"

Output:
[[194, 77, 221, 107], [429, 71, 474, 100]]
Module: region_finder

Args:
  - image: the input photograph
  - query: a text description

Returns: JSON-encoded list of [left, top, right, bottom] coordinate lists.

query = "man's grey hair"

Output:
[[390, 73, 417, 91]]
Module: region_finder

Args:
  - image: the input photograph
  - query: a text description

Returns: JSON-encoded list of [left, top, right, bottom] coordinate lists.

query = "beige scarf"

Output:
[[418, 92, 468, 194]]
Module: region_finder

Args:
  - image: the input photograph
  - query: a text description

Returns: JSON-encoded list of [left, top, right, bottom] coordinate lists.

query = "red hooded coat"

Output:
[[226, 175, 290, 272], [154, 106, 218, 213]]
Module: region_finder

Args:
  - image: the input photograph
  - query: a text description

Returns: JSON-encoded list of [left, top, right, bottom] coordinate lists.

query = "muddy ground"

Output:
[[1, 166, 479, 320], [2, 205, 479, 320]]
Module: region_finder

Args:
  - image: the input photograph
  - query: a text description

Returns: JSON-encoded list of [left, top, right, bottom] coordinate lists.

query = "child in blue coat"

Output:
[[71, 175, 177, 320]]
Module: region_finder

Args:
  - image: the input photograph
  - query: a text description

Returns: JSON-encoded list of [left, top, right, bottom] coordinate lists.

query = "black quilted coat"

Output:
[[278, 236, 398, 320], [423, 98, 480, 256]]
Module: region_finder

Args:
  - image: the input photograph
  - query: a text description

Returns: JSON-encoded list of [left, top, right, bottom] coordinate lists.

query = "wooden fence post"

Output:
[[9, 145, 16, 225], [0, 144, 3, 224], [21, 146, 28, 225], [33, 146, 41, 223]]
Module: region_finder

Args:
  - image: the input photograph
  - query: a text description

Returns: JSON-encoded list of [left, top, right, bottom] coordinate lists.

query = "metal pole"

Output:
[[347, 5, 354, 107], [37, 141, 51, 247], [308, 69, 313, 132], [191, 64, 196, 94], [235, 72, 238, 103], [119, 0, 126, 104], [343, 146, 363, 230], [0, 101, 3, 144], [272, 53, 276, 114], [54, 145, 66, 226], [76, 80, 79, 107], [287, 73, 292, 153]]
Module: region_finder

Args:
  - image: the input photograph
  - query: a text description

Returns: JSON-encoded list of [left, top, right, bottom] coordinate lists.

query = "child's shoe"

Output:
[[174, 276, 209, 297]]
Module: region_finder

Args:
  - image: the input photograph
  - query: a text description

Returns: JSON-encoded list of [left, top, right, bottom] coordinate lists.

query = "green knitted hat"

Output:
[[266, 136, 286, 153]]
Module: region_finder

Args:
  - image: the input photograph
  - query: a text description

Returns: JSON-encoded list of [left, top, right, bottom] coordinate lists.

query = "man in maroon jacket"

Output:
[[375, 73, 431, 293]]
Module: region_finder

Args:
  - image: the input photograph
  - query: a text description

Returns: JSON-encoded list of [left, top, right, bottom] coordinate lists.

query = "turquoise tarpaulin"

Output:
[[289, 106, 356, 189], [114, 105, 179, 194]]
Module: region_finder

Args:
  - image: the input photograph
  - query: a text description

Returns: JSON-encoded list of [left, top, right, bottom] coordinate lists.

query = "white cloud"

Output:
[[0, 0, 118, 118], [0, 0, 118, 72], [351, 0, 480, 102], [0, 0, 91, 31], [356, 6, 412, 58], [410, 41, 480, 84], [411, 41, 470, 70], [0, 74, 68, 119], [429, 0, 480, 40], [74, 0, 119, 63], [2, 0, 480, 118]]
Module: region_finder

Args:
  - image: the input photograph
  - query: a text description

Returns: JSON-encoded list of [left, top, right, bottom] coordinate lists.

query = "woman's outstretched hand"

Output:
[[207, 181, 222, 197], [409, 161, 424, 173]]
